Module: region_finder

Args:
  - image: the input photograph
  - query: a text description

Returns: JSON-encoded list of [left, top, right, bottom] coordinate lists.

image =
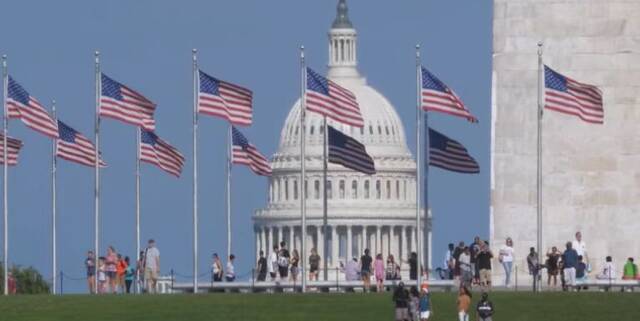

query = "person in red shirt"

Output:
[[116, 254, 128, 293], [7, 272, 16, 294]]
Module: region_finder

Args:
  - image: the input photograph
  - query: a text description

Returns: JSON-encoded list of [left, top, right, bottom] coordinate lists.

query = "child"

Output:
[[456, 286, 471, 321], [476, 292, 494, 321], [408, 286, 420, 321], [124, 256, 135, 294], [419, 287, 431, 321], [98, 257, 107, 294]]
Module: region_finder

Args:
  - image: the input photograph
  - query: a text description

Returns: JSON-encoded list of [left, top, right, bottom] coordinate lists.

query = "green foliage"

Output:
[[0, 263, 50, 294]]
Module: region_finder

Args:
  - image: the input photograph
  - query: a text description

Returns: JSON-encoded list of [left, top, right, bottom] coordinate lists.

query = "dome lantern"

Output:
[[328, 0, 359, 79]]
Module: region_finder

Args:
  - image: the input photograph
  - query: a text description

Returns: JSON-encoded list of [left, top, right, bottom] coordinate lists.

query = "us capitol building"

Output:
[[253, 0, 429, 277]]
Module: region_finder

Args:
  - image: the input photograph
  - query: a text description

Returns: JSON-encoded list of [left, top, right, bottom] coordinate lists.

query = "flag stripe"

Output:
[[544, 65, 604, 124], [305, 68, 364, 128], [100, 74, 156, 130], [428, 128, 479, 174], [231, 127, 271, 176], [140, 130, 185, 177], [327, 126, 375, 175], [0, 134, 23, 166], [7, 77, 59, 138], [198, 71, 253, 126], [56, 120, 106, 167], [421, 66, 477, 123]]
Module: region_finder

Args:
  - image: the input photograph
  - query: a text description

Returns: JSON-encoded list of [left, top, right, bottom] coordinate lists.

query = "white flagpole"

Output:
[[192, 49, 199, 294], [415, 45, 423, 288], [322, 116, 328, 281], [94, 51, 101, 294], [226, 124, 232, 260], [135, 126, 141, 294], [536, 41, 544, 293], [2, 54, 8, 296], [51, 100, 58, 294], [299, 45, 307, 293]]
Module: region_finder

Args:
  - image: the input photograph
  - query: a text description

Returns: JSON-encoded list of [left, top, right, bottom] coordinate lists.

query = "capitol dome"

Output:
[[253, 0, 427, 277]]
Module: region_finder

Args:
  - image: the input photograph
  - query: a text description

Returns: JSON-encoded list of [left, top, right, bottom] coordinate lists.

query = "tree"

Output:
[[0, 264, 50, 294]]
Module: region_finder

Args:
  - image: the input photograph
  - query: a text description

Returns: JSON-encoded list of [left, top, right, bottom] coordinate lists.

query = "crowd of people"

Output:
[[85, 239, 160, 294]]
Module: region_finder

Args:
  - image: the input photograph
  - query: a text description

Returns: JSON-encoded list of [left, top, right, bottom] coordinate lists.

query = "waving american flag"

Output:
[[231, 127, 271, 176], [100, 74, 156, 131], [198, 71, 253, 126], [428, 128, 479, 174], [421, 67, 477, 123], [56, 121, 106, 167], [328, 126, 375, 175], [544, 65, 603, 124], [140, 130, 185, 177], [306, 67, 363, 128], [7, 76, 59, 138], [0, 134, 23, 166]]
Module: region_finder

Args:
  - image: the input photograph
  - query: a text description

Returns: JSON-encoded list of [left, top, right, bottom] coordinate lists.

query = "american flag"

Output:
[[0, 134, 23, 166], [306, 67, 363, 128], [544, 65, 604, 124], [231, 127, 271, 176], [140, 129, 185, 177], [198, 71, 253, 126], [100, 74, 156, 131], [428, 128, 479, 174], [421, 67, 477, 123], [328, 126, 375, 175], [56, 121, 106, 167], [7, 76, 59, 138]]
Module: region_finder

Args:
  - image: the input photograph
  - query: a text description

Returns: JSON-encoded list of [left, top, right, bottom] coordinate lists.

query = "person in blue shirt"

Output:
[[418, 287, 432, 320], [124, 256, 136, 294], [562, 242, 579, 290]]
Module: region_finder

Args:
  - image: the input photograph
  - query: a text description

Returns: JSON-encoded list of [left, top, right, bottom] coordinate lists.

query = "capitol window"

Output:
[[339, 180, 345, 199], [376, 180, 381, 199], [310, 125, 314, 135], [369, 125, 373, 135], [305, 180, 308, 199], [277, 180, 281, 201], [293, 180, 298, 200], [378, 125, 382, 135], [351, 180, 358, 199], [314, 180, 320, 199], [364, 180, 370, 199], [396, 180, 400, 199], [385, 126, 390, 136], [285, 179, 289, 201], [404, 180, 407, 200], [327, 180, 333, 199], [360, 127, 364, 135], [386, 180, 391, 199]]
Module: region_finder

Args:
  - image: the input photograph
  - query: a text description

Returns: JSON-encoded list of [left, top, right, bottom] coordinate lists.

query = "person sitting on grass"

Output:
[[476, 292, 494, 321], [418, 287, 432, 321], [392, 282, 410, 321], [595, 256, 615, 280]]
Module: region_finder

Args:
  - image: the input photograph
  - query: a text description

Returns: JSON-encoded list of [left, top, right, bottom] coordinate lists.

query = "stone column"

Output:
[[317, 225, 324, 266], [261, 227, 267, 255], [401, 226, 407, 262], [410, 226, 416, 254], [268, 226, 273, 256], [347, 225, 353, 260], [376, 225, 382, 255], [289, 226, 295, 251], [331, 226, 339, 267], [255, 228, 260, 260]]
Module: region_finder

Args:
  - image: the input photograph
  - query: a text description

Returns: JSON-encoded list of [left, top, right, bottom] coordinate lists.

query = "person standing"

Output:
[[269, 245, 279, 281], [453, 242, 465, 280], [386, 254, 399, 281], [256, 251, 267, 281], [144, 239, 161, 294], [344, 257, 360, 281], [105, 246, 118, 294], [289, 249, 300, 282], [136, 251, 145, 293], [418, 287, 432, 321], [546, 246, 561, 287], [116, 254, 127, 293], [124, 256, 135, 294], [409, 252, 418, 281], [85, 250, 96, 294], [226, 254, 236, 282], [470, 237, 481, 285], [360, 249, 373, 292], [476, 241, 493, 290], [498, 237, 514, 288], [572, 231, 588, 266], [456, 286, 472, 321], [459, 247, 472, 289], [444, 244, 454, 280], [277, 241, 290, 279], [374, 253, 385, 292], [212, 253, 223, 282], [97, 257, 107, 294], [562, 241, 578, 291], [527, 247, 540, 290], [392, 282, 410, 321], [476, 292, 494, 321], [308, 248, 321, 281]]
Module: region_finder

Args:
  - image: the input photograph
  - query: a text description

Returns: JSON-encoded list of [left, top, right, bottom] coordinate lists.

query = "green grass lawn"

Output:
[[0, 292, 638, 321]]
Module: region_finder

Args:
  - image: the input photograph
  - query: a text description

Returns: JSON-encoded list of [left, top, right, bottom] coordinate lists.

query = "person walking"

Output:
[[269, 245, 278, 281], [456, 286, 472, 321], [360, 249, 373, 292], [498, 237, 514, 288], [562, 241, 578, 291], [308, 248, 321, 281], [290, 249, 300, 282], [124, 256, 135, 294], [85, 250, 96, 294], [212, 253, 223, 282], [546, 246, 561, 287], [418, 287, 432, 321], [143, 239, 161, 294], [374, 253, 385, 292], [527, 247, 540, 290], [105, 246, 118, 294], [476, 292, 494, 321], [256, 250, 267, 281], [476, 241, 493, 291], [226, 254, 236, 282], [392, 282, 410, 321]]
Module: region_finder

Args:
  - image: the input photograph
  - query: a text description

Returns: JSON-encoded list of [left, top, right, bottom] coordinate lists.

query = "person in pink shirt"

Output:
[[374, 253, 385, 292], [105, 246, 118, 294]]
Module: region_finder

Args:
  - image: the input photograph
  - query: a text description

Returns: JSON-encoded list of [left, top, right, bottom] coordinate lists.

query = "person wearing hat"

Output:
[[418, 286, 432, 320], [476, 292, 494, 321]]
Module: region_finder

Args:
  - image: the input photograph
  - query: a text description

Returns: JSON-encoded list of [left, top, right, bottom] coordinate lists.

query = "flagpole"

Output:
[[51, 100, 57, 295], [2, 54, 8, 296], [322, 116, 328, 281], [536, 41, 544, 293], [135, 126, 141, 294], [299, 45, 307, 293], [226, 123, 232, 260], [192, 48, 199, 294], [415, 45, 423, 288], [94, 51, 101, 294]]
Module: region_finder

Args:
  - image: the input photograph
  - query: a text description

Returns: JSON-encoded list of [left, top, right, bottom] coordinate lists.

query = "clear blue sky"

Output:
[[0, 0, 492, 292]]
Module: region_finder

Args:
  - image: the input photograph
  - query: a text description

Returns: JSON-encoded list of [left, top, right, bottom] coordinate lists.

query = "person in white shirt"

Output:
[[226, 254, 236, 282], [499, 237, 515, 287], [143, 239, 160, 294], [596, 256, 616, 280], [572, 231, 588, 264], [268, 245, 278, 281]]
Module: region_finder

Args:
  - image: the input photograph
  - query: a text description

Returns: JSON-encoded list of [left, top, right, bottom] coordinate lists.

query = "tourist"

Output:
[[212, 253, 223, 282], [116, 254, 127, 293], [374, 253, 385, 292], [144, 239, 161, 294], [344, 257, 360, 281], [85, 250, 96, 294], [498, 237, 514, 287], [290, 249, 300, 282], [456, 286, 472, 321], [622, 257, 638, 280], [409, 252, 418, 281], [476, 292, 494, 321], [226, 254, 236, 282], [418, 287, 431, 321], [444, 243, 454, 280], [408, 286, 420, 321], [97, 256, 107, 294], [546, 246, 561, 287], [476, 241, 493, 290], [360, 249, 373, 292], [459, 247, 472, 288], [256, 250, 267, 281], [526, 247, 540, 290], [453, 242, 465, 280], [136, 251, 145, 293], [386, 254, 399, 281], [595, 256, 615, 280], [470, 237, 481, 285], [269, 245, 278, 281], [7, 272, 16, 295], [392, 281, 409, 321], [277, 241, 290, 279], [562, 241, 578, 290], [572, 231, 588, 266], [576, 256, 588, 283], [105, 246, 118, 294], [308, 248, 321, 281], [124, 256, 135, 294]]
